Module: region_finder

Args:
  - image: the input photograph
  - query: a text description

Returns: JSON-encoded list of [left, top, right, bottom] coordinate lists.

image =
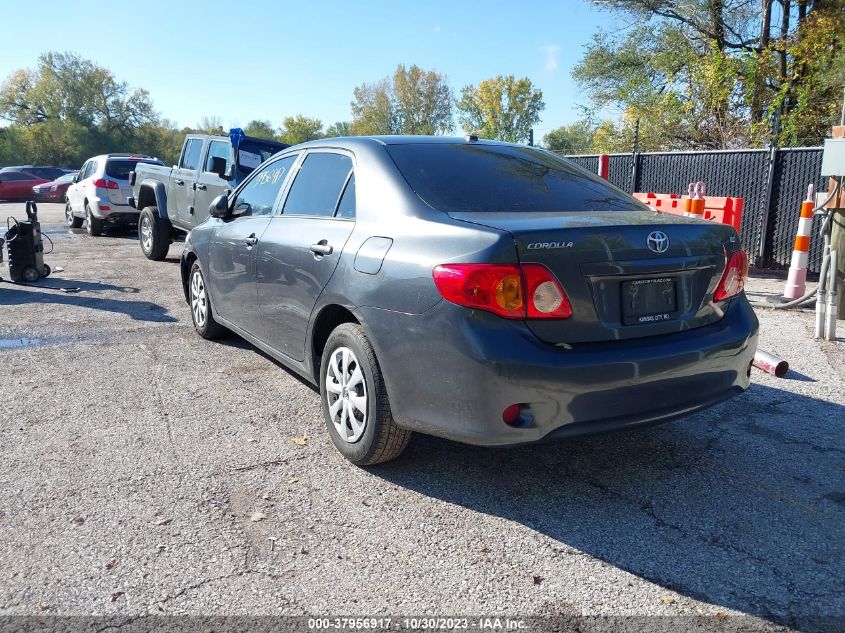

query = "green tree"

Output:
[[573, 0, 845, 148], [543, 120, 597, 153], [278, 115, 324, 145], [0, 52, 162, 166], [392, 64, 453, 134], [350, 64, 454, 135], [195, 116, 224, 135], [325, 121, 351, 137], [350, 79, 397, 135], [456, 75, 545, 143], [244, 119, 276, 139]]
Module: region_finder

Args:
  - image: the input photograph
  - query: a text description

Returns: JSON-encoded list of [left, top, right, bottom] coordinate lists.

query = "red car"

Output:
[[32, 171, 79, 202], [0, 171, 48, 201]]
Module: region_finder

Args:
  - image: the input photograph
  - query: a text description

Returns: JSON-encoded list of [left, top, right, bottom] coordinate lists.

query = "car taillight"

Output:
[[713, 249, 748, 301], [432, 263, 572, 319], [522, 263, 573, 318], [92, 178, 119, 189]]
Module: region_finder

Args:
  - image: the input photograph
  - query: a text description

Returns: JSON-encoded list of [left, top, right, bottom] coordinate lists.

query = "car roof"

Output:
[[287, 135, 518, 151], [88, 154, 161, 162]]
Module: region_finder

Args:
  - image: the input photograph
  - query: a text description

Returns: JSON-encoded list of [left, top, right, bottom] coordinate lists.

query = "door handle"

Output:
[[174, 179, 185, 186], [245, 233, 258, 247], [195, 183, 207, 191], [310, 242, 334, 256]]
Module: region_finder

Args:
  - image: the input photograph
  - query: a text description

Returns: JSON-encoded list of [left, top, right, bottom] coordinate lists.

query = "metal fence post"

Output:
[[757, 145, 778, 266], [629, 153, 639, 193], [629, 119, 640, 193]]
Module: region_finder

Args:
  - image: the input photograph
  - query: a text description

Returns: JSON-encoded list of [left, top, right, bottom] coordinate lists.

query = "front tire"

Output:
[[320, 323, 410, 465], [66, 202, 83, 228], [85, 203, 103, 236], [189, 261, 226, 339], [139, 206, 170, 261]]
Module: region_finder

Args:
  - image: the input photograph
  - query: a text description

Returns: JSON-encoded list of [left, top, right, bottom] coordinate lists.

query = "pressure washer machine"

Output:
[[3, 201, 51, 283]]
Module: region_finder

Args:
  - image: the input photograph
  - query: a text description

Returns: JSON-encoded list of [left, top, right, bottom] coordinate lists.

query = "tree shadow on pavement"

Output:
[[0, 285, 176, 322], [374, 384, 845, 633]]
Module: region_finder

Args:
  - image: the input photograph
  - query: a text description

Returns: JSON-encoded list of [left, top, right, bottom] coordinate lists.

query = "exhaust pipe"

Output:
[[752, 350, 789, 377]]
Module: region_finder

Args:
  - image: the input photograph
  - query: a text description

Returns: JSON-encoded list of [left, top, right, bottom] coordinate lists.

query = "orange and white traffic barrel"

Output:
[[783, 184, 815, 300], [683, 183, 694, 216], [686, 181, 705, 219]]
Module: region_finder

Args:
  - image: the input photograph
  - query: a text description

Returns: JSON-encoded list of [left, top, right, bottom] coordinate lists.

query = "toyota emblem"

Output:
[[647, 231, 670, 253]]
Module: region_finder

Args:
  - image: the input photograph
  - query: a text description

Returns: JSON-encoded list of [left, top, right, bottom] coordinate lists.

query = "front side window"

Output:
[[232, 155, 297, 217], [282, 153, 353, 218], [83, 161, 98, 180], [205, 141, 231, 174], [181, 139, 203, 171]]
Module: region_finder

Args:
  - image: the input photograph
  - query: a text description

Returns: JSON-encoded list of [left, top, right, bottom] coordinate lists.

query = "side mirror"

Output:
[[209, 156, 229, 179], [209, 194, 230, 218], [72, 175, 78, 183]]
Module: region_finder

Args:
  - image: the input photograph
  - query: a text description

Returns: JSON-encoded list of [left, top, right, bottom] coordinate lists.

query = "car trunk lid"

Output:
[[448, 209, 737, 344]]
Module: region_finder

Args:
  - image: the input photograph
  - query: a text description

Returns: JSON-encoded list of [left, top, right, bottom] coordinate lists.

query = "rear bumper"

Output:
[[360, 297, 759, 446], [89, 195, 139, 221]]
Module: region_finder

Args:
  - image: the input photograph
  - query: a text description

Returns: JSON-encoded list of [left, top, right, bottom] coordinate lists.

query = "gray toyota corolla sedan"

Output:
[[180, 136, 758, 465]]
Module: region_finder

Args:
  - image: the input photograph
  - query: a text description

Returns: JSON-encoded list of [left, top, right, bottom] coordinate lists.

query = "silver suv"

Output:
[[66, 154, 162, 235]]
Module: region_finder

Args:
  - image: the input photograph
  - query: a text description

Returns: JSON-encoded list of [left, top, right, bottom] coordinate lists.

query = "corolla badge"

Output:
[[646, 231, 670, 253]]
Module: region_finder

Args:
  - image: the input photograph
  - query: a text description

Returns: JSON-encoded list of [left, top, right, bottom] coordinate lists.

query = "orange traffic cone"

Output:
[[783, 184, 815, 300]]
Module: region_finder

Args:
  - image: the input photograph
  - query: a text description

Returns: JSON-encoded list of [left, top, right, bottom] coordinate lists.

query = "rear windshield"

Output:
[[106, 159, 162, 180], [386, 143, 641, 213], [237, 141, 283, 175]]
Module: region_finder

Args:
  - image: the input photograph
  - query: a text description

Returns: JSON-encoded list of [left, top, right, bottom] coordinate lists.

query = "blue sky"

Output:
[[0, 0, 624, 141]]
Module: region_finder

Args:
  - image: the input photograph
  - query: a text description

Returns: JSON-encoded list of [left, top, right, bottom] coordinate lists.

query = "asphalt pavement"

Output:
[[0, 201, 843, 632]]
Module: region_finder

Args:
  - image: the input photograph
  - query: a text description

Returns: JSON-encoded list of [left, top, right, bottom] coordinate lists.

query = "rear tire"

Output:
[[319, 323, 410, 465], [66, 202, 83, 228], [139, 206, 170, 261], [85, 203, 103, 237], [188, 261, 226, 340]]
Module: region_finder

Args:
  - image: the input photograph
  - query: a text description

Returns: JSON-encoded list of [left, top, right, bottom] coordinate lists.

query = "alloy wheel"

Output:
[[65, 204, 73, 225], [140, 215, 153, 253], [325, 346, 368, 443], [190, 269, 207, 328]]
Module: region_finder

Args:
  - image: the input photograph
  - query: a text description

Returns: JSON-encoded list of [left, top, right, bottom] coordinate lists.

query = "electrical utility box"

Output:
[[821, 138, 845, 177]]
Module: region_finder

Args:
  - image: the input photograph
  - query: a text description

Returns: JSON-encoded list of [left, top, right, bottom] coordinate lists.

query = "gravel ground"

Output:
[[0, 201, 843, 632]]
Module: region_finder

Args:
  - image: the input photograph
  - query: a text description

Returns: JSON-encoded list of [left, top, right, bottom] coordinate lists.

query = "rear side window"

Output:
[[386, 144, 641, 213], [335, 174, 355, 219], [233, 155, 297, 217], [181, 139, 203, 170], [283, 153, 352, 218], [106, 160, 160, 180], [1, 172, 32, 181]]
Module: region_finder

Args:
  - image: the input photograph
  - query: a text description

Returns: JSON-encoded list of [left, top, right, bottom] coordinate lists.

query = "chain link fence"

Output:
[[562, 148, 824, 273]]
